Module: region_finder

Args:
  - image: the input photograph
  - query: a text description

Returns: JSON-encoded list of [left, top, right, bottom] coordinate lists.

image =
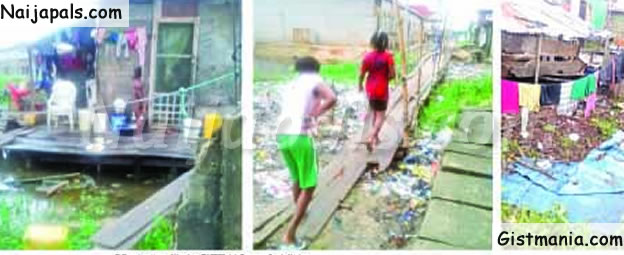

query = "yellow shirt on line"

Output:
[[518, 83, 541, 112]]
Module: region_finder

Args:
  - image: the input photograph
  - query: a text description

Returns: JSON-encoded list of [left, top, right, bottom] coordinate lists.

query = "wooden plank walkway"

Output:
[[408, 109, 492, 250], [92, 171, 191, 249], [0, 126, 194, 167], [254, 53, 449, 246]]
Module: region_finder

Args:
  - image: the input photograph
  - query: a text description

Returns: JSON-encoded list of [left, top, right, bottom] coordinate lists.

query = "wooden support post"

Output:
[[603, 37, 610, 67], [438, 15, 448, 80], [534, 34, 543, 84], [220, 114, 242, 249], [417, 19, 424, 103], [393, 0, 409, 145]]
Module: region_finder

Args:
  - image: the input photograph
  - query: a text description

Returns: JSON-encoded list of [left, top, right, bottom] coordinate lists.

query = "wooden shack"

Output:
[[501, 0, 596, 80]]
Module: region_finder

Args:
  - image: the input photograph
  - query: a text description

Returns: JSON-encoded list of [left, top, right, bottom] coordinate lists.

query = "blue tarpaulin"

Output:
[[503, 131, 624, 222]]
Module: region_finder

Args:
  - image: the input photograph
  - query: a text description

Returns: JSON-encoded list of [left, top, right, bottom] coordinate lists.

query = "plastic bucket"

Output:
[[78, 109, 93, 132], [110, 114, 126, 131], [183, 118, 202, 140], [93, 113, 108, 134]]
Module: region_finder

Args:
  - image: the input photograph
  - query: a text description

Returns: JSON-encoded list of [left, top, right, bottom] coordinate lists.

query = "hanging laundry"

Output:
[[136, 27, 147, 68], [572, 76, 588, 100], [585, 93, 597, 118], [540, 83, 561, 106], [557, 82, 577, 116], [502, 80, 519, 114], [587, 71, 597, 95], [106, 32, 119, 44], [518, 83, 541, 112], [96, 28, 107, 44], [125, 28, 138, 50], [116, 35, 129, 58]]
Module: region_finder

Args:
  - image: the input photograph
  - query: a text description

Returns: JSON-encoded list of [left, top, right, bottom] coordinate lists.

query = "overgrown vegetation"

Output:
[[590, 116, 619, 140], [417, 73, 492, 132], [502, 203, 568, 223], [255, 52, 421, 86], [0, 190, 112, 250], [135, 216, 175, 250]]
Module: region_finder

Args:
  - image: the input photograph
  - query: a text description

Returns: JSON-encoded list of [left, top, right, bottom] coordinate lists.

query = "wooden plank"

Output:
[[418, 199, 491, 249], [0, 127, 34, 146], [297, 57, 440, 240], [11, 173, 80, 184], [36, 180, 69, 197], [253, 207, 292, 246], [254, 49, 452, 243], [431, 171, 492, 209], [441, 152, 492, 177], [92, 171, 191, 249]]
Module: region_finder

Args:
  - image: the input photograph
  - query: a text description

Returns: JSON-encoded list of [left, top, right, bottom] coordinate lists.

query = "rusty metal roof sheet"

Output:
[[502, 0, 592, 39]]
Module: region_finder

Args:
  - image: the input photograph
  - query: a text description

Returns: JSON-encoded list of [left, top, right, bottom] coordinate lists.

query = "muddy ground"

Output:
[[502, 92, 624, 171]]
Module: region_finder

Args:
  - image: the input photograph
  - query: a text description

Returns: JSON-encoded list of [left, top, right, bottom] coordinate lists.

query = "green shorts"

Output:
[[277, 134, 318, 189]]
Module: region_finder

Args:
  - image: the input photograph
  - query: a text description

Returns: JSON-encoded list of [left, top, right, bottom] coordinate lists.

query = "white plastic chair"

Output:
[[47, 80, 77, 131]]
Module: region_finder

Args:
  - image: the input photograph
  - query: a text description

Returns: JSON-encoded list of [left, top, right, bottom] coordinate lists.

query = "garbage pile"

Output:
[[358, 128, 452, 247], [253, 84, 367, 200]]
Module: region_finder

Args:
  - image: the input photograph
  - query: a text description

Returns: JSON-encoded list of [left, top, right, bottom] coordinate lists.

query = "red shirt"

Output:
[[361, 51, 394, 101]]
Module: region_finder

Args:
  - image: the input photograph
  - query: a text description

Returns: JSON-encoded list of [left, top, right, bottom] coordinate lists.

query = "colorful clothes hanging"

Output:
[[557, 82, 577, 116], [502, 80, 519, 114], [585, 93, 597, 118], [540, 83, 561, 106], [518, 83, 541, 112]]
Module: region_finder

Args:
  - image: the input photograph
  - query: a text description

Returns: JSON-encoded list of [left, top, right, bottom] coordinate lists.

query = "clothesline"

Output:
[[502, 70, 599, 118], [92, 72, 236, 117]]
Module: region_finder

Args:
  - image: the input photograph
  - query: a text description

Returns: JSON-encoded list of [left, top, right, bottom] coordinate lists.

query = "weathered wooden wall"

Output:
[[502, 32, 586, 79]]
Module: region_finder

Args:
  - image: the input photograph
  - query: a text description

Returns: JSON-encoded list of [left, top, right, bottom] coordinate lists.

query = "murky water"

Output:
[[0, 156, 176, 248]]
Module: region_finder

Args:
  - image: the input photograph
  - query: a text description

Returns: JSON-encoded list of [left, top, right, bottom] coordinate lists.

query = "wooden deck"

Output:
[[0, 126, 195, 168]]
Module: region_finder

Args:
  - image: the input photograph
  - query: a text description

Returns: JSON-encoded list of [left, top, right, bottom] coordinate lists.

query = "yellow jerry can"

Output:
[[23, 224, 69, 250], [203, 113, 223, 139]]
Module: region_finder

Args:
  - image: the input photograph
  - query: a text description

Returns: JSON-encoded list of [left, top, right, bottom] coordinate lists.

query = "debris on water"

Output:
[[0, 182, 13, 191]]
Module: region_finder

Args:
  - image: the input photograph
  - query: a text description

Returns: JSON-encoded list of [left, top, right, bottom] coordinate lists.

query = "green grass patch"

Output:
[[135, 216, 175, 250], [417, 73, 492, 132], [590, 116, 619, 140], [502, 203, 568, 223], [320, 61, 359, 85]]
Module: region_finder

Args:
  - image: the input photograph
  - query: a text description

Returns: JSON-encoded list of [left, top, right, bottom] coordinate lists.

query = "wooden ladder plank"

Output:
[[92, 171, 191, 249]]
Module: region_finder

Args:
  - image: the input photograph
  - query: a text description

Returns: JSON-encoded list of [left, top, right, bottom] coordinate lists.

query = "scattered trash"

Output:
[[535, 159, 552, 170], [569, 133, 580, 142], [254, 169, 292, 199], [35, 180, 69, 197]]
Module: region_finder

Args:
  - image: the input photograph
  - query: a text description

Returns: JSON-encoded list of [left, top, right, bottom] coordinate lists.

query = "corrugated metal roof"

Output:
[[502, 0, 592, 39]]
